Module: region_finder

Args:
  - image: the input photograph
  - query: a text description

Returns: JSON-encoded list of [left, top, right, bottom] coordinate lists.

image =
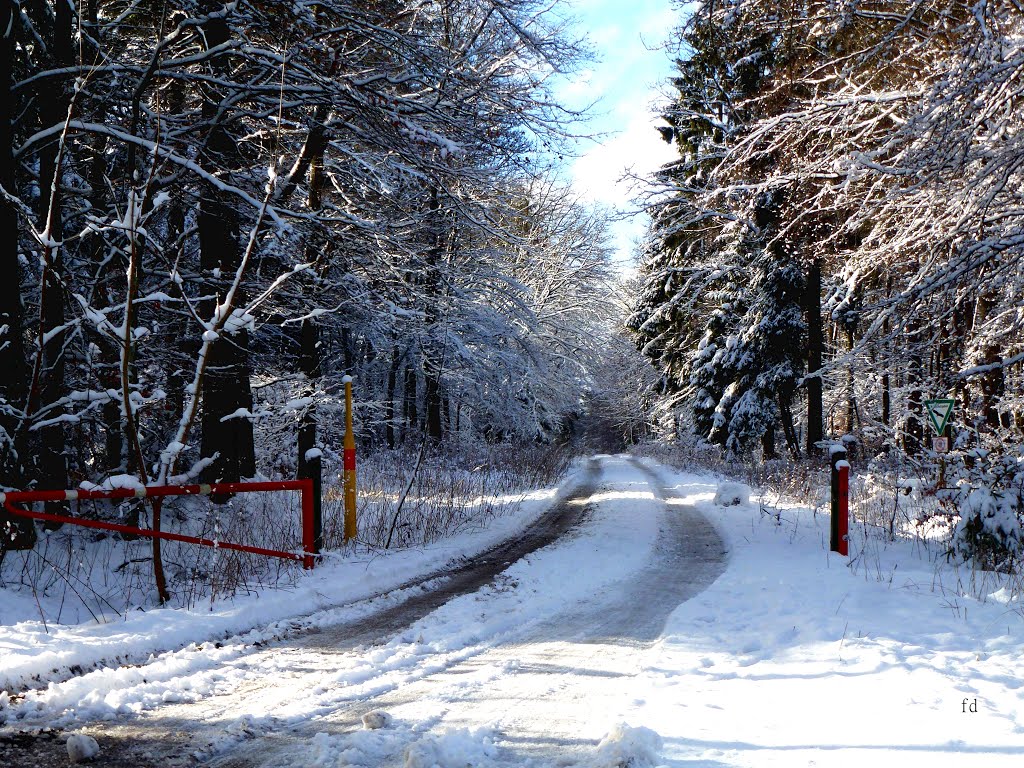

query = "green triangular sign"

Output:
[[924, 398, 955, 436]]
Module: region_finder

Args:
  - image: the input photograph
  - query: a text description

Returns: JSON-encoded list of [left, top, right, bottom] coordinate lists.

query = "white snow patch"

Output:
[[403, 727, 498, 768], [66, 733, 100, 763], [590, 723, 663, 768], [361, 710, 393, 730], [282, 397, 314, 412], [78, 474, 145, 492], [713, 481, 749, 507]]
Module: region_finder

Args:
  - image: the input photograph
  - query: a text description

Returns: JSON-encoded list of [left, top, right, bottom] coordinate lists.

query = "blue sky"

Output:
[[555, 0, 680, 271]]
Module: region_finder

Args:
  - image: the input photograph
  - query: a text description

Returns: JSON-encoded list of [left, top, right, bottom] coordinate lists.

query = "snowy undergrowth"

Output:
[[0, 446, 571, 629]]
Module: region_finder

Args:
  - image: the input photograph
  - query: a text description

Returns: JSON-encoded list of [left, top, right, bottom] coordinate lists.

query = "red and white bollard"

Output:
[[836, 460, 849, 556], [830, 446, 850, 556]]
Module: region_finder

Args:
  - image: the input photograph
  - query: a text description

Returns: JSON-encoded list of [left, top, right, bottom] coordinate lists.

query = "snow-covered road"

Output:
[[2, 456, 728, 766]]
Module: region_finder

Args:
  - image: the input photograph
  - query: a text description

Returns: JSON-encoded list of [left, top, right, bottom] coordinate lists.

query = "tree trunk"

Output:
[[424, 367, 443, 442], [296, 317, 320, 548], [804, 258, 824, 454], [403, 364, 418, 440], [779, 393, 800, 458], [761, 422, 777, 460], [845, 327, 856, 434], [903, 315, 924, 456], [297, 144, 325, 535], [0, 1, 34, 548], [162, 75, 189, 433], [35, 0, 73, 515], [0, 0, 26, 468], [197, 11, 255, 487], [385, 347, 400, 449]]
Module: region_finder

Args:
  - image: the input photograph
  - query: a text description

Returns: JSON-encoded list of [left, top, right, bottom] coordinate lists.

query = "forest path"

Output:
[[1, 457, 727, 767]]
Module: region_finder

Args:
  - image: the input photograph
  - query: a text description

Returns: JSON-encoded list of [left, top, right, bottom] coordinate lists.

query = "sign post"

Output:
[[924, 398, 954, 439], [924, 398, 954, 487]]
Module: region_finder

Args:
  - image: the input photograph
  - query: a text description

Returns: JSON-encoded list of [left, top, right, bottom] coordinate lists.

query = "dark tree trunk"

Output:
[[403, 364, 418, 440], [385, 347, 400, 449], [0, 1, 34, 548], [296, 317, 320, 548], [162, 76, 189, 433], [845, 327, 856, 434], [761, 422, 777, 460], [779, 394, 800, 458], [0, 0, 26, 473], [903, 315, 924, 455], [200, 335, 256, 483], [297, 144, 325, 520], [34, 0, 73, 514], [424, 368, 443, 442], [197, 12, 255, 486], [881, 372, 891, 427], [804, 258, 824, 454]]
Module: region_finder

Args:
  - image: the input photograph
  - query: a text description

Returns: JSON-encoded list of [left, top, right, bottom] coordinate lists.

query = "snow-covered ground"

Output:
[[3, 455, 1024, 767]]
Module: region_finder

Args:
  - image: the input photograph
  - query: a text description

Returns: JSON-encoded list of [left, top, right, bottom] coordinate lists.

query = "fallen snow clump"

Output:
[[713, 481, 749, 507], [66, 733, 101, 763], [591, 723, 663, 768], [362, 710, 393, 730], [403, 727, 498, 768]]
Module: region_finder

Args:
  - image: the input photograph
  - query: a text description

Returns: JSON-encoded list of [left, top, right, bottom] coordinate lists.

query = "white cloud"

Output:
[[557, 0, 680, 269], [571, 109, 676, 269], [572, 109, 676, 211]]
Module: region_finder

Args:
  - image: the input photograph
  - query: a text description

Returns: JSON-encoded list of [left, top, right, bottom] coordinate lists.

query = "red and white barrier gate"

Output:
[[0, 479, 318, 569]]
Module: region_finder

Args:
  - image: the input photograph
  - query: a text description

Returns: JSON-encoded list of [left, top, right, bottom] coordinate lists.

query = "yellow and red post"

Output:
[[342, 375, 357, 541]]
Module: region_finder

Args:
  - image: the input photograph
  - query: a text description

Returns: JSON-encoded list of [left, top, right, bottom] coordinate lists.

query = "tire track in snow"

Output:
[[210, 457, 729, 767]]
